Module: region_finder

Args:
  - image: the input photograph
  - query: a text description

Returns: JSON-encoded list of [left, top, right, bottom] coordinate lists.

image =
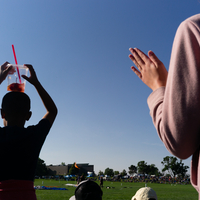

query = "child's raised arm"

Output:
[[22, 64, 57, 126]]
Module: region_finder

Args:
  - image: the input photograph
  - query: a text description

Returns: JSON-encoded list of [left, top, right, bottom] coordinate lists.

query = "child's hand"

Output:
[[129, 48, 168, 91], [22, 64, 39, 86], [0, 62, 12, 84]]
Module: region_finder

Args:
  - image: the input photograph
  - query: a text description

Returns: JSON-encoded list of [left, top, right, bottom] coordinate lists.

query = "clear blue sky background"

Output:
[[0, 0, 199, 175]]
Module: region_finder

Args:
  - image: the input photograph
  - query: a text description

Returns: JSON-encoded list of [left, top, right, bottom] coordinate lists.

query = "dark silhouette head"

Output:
[[1, 92, 31, 126], [70, 179, 103, 200]]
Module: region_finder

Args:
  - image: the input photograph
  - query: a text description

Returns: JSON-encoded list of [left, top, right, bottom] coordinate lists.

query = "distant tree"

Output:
[[121, 169, 127, 176], [147, 164, 160, 176], [128, 165, 137, 175], [98, 170, 104, 176], [35, 158, 48, 177], [104, 168, 114, 176], [68, 163, 79, 175], [137, 161, 148, 174], [137, 161, 160, 175], [161, 156, 189, 178], [114, 171, 120, 175], [61, 162, 66, 166]]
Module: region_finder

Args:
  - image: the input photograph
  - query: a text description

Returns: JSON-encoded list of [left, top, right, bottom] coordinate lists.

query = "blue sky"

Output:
[[0, 0, 199, 175]]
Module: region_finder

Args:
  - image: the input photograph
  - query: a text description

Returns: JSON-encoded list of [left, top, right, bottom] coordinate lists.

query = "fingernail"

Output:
[[149, 51, 154, 56]]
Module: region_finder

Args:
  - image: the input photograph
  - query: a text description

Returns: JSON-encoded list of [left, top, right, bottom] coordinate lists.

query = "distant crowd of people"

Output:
[[120, 176, 190, 185], [95, 174, 190, 185]]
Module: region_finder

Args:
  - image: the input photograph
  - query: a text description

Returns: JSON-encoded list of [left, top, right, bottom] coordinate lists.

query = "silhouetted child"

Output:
[[69, 179, 103, 200], [0, 62, 57, 200]]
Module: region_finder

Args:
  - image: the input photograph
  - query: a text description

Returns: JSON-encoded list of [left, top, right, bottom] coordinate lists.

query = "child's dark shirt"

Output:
[[0, 119, 51, 181]]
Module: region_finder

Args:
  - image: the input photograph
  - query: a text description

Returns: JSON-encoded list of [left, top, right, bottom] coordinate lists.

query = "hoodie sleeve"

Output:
[[147, 15, 200, 159]]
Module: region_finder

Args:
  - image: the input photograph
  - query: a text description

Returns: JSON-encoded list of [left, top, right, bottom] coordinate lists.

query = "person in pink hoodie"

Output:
[[129, 14, 200, 198]]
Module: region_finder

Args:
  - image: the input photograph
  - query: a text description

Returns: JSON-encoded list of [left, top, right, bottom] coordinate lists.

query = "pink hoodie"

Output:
[[147, 14, 200, 197]]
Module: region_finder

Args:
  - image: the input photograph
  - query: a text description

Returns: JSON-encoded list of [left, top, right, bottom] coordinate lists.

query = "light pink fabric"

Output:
[[147, 14, 200, 198]]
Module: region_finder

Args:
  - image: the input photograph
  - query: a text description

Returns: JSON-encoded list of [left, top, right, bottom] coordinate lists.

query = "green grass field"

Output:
[[34, 179, 198, 200]]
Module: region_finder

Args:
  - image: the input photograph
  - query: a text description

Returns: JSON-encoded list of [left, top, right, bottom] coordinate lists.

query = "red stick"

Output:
[[12, 44, 22, 84]]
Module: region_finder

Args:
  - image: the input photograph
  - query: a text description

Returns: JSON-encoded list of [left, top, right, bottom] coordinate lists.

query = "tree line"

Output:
[[98, 156, 189, 178], [35, 156, 189, 178]]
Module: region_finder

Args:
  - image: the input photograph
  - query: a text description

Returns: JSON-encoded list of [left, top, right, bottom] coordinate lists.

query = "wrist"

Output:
[[152, 82, 166, 91], [33, 80, 41, 88]]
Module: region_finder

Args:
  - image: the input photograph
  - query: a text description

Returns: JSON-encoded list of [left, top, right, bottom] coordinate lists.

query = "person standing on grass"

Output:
[[0, 62, 57, 200], [129, 13, 200, 199], [99, 176, 103, 188]]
